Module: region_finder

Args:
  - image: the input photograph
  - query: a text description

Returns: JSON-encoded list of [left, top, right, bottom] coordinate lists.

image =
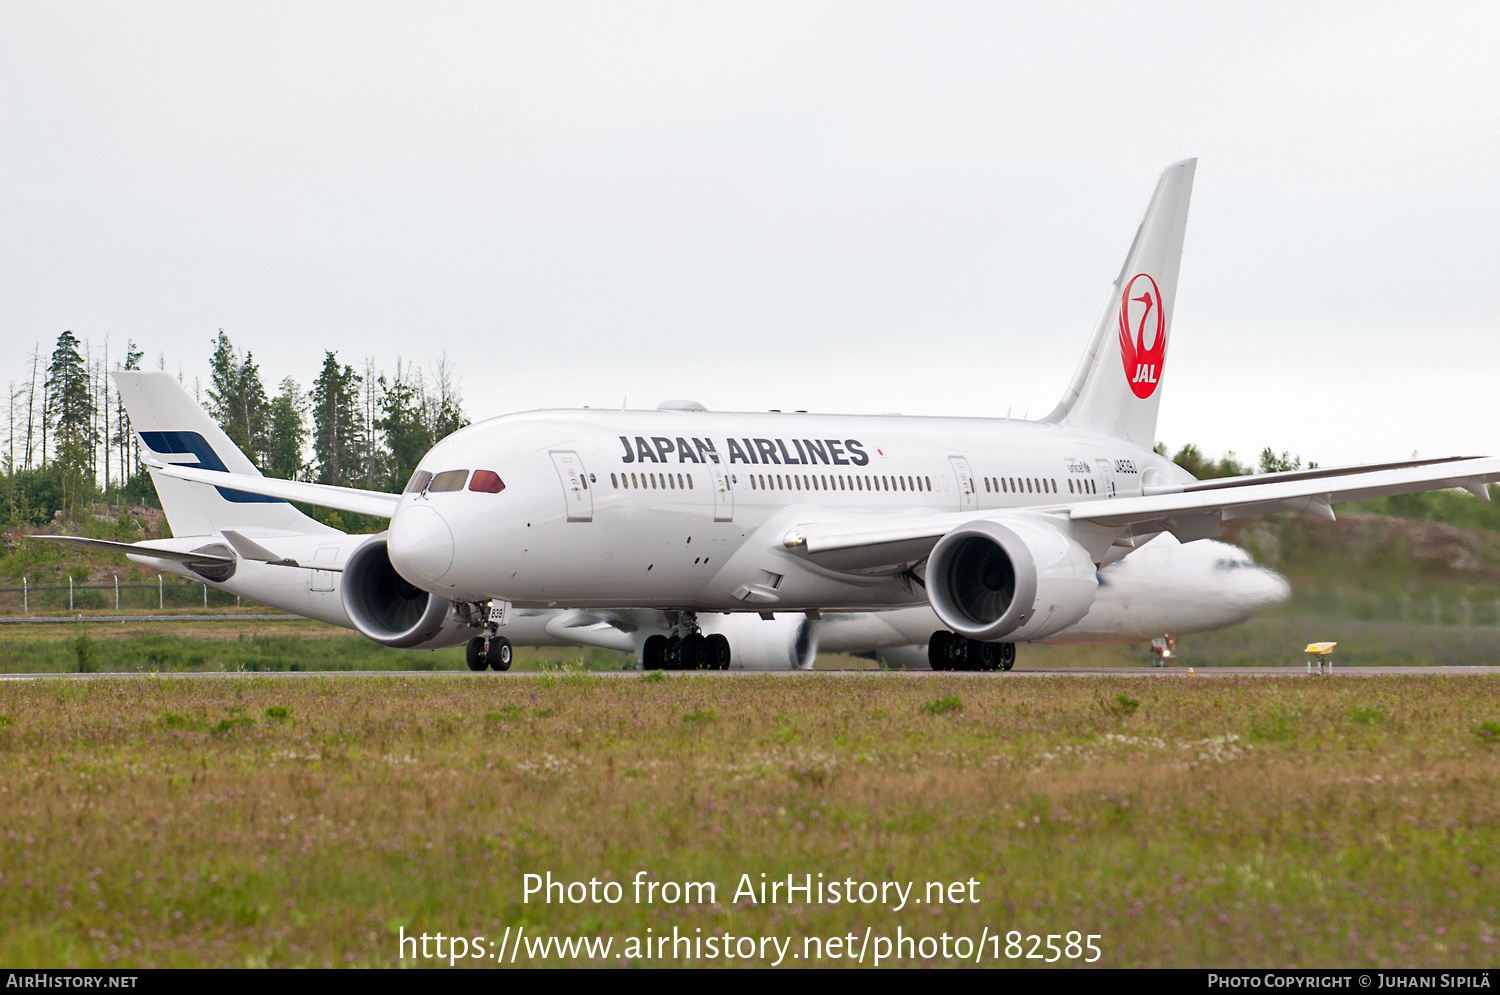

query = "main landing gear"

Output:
[[466, 634, 513, 672], [642, 612, 731, 671], [928, 631, 1015, 672]]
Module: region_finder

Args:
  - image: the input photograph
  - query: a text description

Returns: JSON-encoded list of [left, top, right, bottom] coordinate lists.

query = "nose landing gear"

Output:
[[642, 613, 731, 671], [459, 600, 513, 672], [928, 631, 1015, 672], [466, 634, 513, 672]]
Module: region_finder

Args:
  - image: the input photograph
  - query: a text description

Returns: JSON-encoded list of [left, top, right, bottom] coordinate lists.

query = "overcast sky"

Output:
[[3, 1, 1497, 466]]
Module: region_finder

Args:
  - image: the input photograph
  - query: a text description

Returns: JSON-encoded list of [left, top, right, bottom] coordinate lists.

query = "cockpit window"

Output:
[[1214, 558, 1253, 571], [428, 470, 469, 492], [404, 470, 434, 493], [469, 470, 505, 493]]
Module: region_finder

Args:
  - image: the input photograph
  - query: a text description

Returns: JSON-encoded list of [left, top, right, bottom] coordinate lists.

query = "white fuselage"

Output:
[[811, 535, 1288, 654], [388, 409, 1188, 612]]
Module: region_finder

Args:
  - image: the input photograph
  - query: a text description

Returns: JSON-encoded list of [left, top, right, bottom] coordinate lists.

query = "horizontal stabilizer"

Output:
[[28, 535, 235, 566], [147, 461, 400, 519]]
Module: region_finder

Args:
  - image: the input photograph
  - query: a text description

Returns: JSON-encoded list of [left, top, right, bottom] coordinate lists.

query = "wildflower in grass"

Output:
[[1473, 720, 1500, 743]]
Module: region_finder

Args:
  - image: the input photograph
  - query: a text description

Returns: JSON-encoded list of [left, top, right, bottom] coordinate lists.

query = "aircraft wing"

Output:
[[1074, 456, 1500, 532], [27, 535, 236, 566], [785, 456, 1500, 569], [147, 461, 400, 518]]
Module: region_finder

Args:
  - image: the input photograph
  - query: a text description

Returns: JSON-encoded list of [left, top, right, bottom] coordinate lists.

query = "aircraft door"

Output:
[[949, 456, 977, 512], [709, 465, 734, 522], [550, 451, 594, 522], [308, 546, 338, 592]]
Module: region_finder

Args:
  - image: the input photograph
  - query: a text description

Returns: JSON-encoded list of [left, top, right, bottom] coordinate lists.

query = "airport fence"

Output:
[[0, 578, 248, 612]]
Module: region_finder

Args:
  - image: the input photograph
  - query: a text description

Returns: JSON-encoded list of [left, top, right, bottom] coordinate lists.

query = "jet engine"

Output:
[[701, 613, 819, 671], [926, 518, 1098, 642], [342, 536, 468, 648]]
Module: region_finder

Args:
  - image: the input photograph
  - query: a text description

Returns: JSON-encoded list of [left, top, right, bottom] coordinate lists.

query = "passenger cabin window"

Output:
[[428, 470, 468, 492], [469, 470, 506, 493], [405, 470, 433, 493]]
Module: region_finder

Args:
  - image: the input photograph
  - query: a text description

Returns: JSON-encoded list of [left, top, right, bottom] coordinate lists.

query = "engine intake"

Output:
[[927, 519, 1097, 642], [342, 536, 453, 648]]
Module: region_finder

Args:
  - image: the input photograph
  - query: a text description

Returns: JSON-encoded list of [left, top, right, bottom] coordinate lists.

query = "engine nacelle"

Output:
[[926, 518, 1097, 642], [342, 536, 467, 649], [701, 613, 819, 671]]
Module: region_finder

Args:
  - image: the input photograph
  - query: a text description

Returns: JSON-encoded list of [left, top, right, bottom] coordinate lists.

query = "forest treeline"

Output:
[[2, 329, 466, 527]]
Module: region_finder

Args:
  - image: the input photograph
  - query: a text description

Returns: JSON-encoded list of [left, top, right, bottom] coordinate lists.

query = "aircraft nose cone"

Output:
[[1254, 568, 1292, 610], [388, 505, 455, 584]]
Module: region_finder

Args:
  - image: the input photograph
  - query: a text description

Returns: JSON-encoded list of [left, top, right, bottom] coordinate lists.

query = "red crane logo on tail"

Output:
[[1119, 273, 1166, 399]]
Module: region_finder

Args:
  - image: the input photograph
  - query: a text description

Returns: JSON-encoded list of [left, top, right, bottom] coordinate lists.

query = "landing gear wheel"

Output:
[[489, 637, 512, 672], [1000, 642, 1016, 672], [947, 636, 972, 672], [466, 636, 488, 672], [680, 633, 708, 670], [643, 635, 667, 671], [705, 634, 731, 671], [928, 631, 953, 671], [976, 640, 1000, 672]]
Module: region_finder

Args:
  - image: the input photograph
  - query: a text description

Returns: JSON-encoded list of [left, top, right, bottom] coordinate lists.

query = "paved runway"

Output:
[[2, 666, 1499, 681]]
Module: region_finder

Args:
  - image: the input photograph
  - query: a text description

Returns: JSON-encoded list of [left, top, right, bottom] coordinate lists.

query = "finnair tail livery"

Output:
[[95, 159, 1500, 670]]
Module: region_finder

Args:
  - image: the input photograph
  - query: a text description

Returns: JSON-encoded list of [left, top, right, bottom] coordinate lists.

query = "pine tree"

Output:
[[422, 354, 468, 444], [45, 330, 94, 516], [266, 377, 308, 480], [205, 330, 270, 465], [377, 362, 432, 492], [309, 352, 362, 487], [114, 340, 144, 489]]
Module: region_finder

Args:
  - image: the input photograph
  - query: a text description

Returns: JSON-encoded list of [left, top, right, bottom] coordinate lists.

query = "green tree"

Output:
[[1168, 443, 1249, 480], [266, 377, 308, 480], [1258, 448, 1303, 474], [112, 340, 145, 490], [205, 330, 270, 465], [45, 330, 94, 516], [422, 354, 468, 443], [377, 364, 432, 492], [309, 352, 362, 487]]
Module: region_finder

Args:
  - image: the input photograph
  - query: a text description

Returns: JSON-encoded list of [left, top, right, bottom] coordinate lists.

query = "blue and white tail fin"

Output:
[[1043, 158, 1196, 447], [112, 371, 336, 538]]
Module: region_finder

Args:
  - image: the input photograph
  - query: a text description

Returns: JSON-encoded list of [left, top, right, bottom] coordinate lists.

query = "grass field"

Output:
[[4, 597, 1500, 676], [1, 671, 1498, 968]]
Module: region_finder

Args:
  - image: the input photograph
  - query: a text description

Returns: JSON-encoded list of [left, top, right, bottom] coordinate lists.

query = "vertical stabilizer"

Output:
[[113, 371, 335, 538], [1043, 158, 1196, 446]]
